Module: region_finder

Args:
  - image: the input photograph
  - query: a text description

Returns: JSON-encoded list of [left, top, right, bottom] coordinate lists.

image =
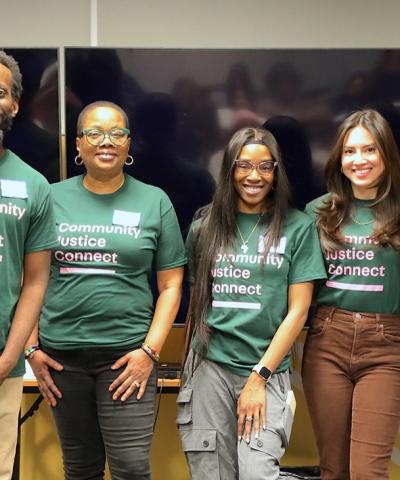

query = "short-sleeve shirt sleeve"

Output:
[[153, 194, 187, 270], [288, 220, 327, 285], [25, 182, 57, 253]]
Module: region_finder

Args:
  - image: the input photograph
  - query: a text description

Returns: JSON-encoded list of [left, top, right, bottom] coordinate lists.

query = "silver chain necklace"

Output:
[[236, 214, 265, 253], [349, 213, 374, 226]]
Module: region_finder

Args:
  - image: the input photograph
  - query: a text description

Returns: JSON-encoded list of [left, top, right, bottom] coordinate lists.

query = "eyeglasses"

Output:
[[81, 128, 130, 146], [234, 159, 277, 175]]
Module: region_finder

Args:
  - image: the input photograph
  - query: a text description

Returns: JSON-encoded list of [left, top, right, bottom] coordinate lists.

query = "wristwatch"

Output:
[[252, 364, 272, 383]]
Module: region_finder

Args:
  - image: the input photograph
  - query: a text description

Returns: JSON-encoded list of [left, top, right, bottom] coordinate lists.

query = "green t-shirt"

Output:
[[0, 149, 57, 377], [40, 175, 186, 350], [306, 194, 400, 313], [187, 209, 327, 376]]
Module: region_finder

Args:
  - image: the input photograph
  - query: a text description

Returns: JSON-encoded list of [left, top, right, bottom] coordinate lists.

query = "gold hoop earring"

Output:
[[74, 155, 83, 166], [125, 155, 134, 166]]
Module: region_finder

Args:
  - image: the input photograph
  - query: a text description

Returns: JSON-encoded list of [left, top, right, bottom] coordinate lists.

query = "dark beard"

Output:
[[0, 109, 13, 134]]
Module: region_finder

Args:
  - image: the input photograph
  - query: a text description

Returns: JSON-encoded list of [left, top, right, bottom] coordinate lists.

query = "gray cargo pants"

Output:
[[177, 350, 292, 480]]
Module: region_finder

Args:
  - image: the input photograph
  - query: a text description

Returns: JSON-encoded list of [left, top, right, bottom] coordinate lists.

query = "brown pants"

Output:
[[302, 306, 400, 480]]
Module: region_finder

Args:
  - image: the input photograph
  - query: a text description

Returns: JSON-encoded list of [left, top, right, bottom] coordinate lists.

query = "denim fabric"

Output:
[[43, 347, 157, 480]]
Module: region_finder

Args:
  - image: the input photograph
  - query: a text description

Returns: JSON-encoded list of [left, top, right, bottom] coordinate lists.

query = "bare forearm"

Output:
[[259, 282, 313, 372], [260, 309, 308, 372], [25, 322, 39, 349], [1, 282, 47, 372], [144, 285, 182, 353]]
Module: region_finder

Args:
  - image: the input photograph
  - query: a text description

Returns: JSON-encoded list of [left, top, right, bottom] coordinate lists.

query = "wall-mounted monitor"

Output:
[[2, 48, 60, 183], [65, 47, 400, 221], [64, 48, 400, 324]]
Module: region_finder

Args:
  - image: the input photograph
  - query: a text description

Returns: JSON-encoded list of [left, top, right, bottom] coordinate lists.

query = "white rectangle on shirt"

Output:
[[258, 235, 287, 254], [60, 267, 116, 275], [269, 236, 287, 254], [326, 280, 384, 292], [112, 210, 141, 227], [0, 179, 28, 198], [212, 300, 261, 310]]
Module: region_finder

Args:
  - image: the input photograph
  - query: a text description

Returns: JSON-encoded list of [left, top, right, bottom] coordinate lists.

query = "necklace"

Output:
[[349, 213, 374, 226], [236, 214, 265, 253]]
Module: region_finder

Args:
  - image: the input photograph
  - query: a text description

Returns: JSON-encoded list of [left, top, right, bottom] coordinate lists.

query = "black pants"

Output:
[[43, 346, 157, 480]]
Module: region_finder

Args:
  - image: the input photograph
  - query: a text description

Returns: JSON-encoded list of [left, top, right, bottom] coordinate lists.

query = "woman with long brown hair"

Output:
[[178, 127, 326, 479], [302, 109, 400, 480]]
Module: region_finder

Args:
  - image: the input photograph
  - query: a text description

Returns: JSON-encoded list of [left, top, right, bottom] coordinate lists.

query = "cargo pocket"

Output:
[[176, 387, 193, 426], [276, 404, 294, 448], [180, 429, 220, 478], [248, 428, 283, 461], [240, 429, 284, 480]]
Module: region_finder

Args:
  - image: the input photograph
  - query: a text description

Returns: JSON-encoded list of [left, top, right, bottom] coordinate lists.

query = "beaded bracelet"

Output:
[[24, 344, 40, 359], [141, 343, 160, 363]]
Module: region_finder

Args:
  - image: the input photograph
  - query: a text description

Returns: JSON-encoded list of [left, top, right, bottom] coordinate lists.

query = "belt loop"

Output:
[[376, 313, 381, 324], [328, 307, 335, 323]]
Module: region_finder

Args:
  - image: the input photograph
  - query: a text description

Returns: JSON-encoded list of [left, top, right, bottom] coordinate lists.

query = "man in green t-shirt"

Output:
[[0, 50, 57, 480]]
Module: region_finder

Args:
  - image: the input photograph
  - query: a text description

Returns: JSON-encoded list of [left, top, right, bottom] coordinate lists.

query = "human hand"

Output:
[[28, 350, 63, 407], [237, 372, 267, 444], [109, 348, 154, 401]]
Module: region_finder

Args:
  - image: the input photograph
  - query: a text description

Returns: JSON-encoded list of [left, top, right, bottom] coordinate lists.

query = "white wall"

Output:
[[1, 0, 400, 48]]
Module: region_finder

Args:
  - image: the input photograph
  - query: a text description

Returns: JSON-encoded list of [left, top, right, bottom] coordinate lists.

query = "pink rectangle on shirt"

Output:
[[326, 280, 384, 292], [59, 267, 116, 275]]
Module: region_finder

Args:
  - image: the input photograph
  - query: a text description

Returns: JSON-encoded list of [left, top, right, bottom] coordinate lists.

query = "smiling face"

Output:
[[76, 106, 131, 180], [233, 143, 275, 213], [341, 125, 385, 199]]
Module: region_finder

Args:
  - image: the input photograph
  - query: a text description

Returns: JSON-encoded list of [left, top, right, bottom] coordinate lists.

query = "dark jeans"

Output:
[[43, 346, 157, 480], [302, 306, 400, 480]]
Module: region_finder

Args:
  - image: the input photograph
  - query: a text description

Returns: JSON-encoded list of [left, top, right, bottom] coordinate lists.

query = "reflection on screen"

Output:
[[3, 48, 60, 183]]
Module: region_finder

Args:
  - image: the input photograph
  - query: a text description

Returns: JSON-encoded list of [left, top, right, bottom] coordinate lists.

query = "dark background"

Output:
[[4, 48, 400, 323], [64, 48, 400, 225], [3, 48, 60, 183]]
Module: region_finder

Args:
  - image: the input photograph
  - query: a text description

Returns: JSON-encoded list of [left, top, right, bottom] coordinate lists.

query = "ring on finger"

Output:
[[245, 416, 253, 422], [132, 380, 140, 388]]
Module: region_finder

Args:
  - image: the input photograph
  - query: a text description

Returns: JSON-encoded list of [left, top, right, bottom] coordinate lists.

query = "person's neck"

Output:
[[83, 173, 125, 194], [352, 185, 377, 200]]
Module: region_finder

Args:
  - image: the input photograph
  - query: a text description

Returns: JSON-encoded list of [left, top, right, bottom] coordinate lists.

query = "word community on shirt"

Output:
[[0, 201, 26, 220], [214, 252, 284, 269]]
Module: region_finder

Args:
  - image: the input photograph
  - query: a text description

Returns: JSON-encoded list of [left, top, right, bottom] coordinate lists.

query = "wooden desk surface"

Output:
[[23, 378, 181, 389]]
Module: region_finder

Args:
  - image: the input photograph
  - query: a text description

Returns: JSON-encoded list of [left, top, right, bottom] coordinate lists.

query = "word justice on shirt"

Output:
[[211, 251, 283, 296], [54, 222, 141, 265], [325, 235, 385, 278]]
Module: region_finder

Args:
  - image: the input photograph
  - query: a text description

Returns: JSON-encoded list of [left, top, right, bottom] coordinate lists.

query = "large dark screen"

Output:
[[3, 48, 60, 183], [65, 48, 400, 323], [65, 48, 400, 221]]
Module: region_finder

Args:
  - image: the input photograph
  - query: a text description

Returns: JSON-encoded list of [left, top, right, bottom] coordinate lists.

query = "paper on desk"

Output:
[[24, 360, 36, 380]]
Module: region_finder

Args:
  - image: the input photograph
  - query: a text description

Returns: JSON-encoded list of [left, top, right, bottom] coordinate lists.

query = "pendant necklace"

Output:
[[236, 213, 265, 253]]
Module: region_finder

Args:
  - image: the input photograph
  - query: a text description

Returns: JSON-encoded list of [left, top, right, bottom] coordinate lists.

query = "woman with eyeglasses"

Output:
[[25, 101, 186, 479], [302, 109, 400, 480], [177, 127, 326, 479]]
